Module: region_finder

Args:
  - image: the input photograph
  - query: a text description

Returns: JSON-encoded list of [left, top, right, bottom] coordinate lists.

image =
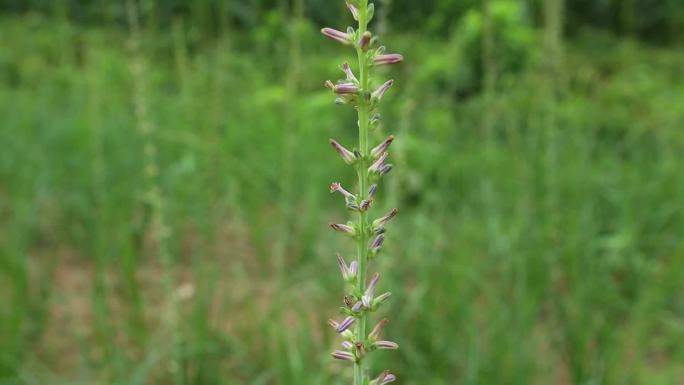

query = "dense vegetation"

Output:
[[1, 1, 683, 384]]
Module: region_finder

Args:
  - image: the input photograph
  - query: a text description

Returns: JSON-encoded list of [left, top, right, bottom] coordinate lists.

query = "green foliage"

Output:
[[1, 2, 684, 385]]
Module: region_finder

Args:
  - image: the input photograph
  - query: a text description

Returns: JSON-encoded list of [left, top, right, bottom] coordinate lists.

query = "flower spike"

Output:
[[321, 0, 403, 378]]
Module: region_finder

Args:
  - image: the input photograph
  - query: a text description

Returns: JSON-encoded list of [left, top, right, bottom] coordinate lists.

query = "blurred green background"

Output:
[[1, 0, 684, 384]]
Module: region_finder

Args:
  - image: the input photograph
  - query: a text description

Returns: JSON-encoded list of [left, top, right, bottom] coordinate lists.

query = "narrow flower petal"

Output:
[[373, 208, 399, 228], [336, 253, 351, 281], [363, 272, 380, 307], [372, 292, 392, 310], [368, 318, 389, 341], [374, 340, 399, 350], [370, 234, 385, 251], [349, 261, 358, 276], [340, 62, 358, 83], [321, 27, 352, 45], [329, 139, 356, 165], [330, 223, 355, 236], [379, 164, 393, 176], [332, 350, 356, 361], [335, 316, 356, 333], [330, 182, 356, 200], [371, 79, 394, 100], [351, 301, 364, 313], [368, 152, 389, 173], [371, 370, 397, 385], [374, 53, 403, 66], [346, 1, 359, 20], [370, 136, 395, 158]]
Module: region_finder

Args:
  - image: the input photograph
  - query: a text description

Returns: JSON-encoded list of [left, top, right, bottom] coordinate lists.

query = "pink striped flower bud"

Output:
[[373, 208, 399, 228], [321, 27, 352, 45], [340, 62, 358, 83], [371, 136, 395, 158], [374, 340, 399, 350], [371, 79, 394, 101], [325, 81, 359, 94], [368, 152, 389, 173], [346, 1, 359, 20], [362, 272, 380, 308], [371, 370, 397, 385], [330, 223, 356, 236], [341, 340, 354, 350], [330, 182, 356, 201], [329, 316, 355, 333], [336, 253, 358, 282], [332, 350, 356, 361], [368, 318, 388, 341], [374, 53, 403, 66], [329, 139, 356, 165]]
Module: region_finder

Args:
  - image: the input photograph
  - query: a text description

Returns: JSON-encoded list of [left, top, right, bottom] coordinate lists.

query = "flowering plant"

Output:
[[322, 1, 403, 384]]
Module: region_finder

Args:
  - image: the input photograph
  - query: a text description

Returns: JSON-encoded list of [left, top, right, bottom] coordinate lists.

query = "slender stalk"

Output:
[[354, 3, 370, 384]]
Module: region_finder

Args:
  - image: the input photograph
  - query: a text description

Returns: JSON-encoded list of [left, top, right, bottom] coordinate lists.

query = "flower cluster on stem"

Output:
[[322, 1, 403, 384]]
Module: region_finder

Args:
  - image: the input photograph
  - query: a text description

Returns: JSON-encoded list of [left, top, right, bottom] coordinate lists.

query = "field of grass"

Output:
[[1, 3, 684, 385]]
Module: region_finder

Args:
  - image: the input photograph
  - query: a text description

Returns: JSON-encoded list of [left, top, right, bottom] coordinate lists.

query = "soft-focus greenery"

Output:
[[1, 1, 683, 384]]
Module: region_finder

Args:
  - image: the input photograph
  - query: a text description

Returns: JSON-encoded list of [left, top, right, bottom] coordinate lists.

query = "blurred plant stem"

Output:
[[127, 1, 183, 383]]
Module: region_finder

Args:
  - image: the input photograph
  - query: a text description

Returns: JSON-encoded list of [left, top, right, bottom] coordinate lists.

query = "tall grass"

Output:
[[0, 3, 683, 385]]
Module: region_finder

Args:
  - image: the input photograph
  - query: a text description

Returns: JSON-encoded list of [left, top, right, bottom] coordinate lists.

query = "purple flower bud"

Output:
[[374, 54, 404, 66], [372, 292, 392, 310], [359, 31, 372, 51], [368, 152, 389, 173], [333, 82, 359, 94], [349, 261, 358, 276], [371, 79, 394, 101], [329, 139, 356, 165], [368, 184, 378, 199], [332, 350, 356, 361], [330, 182, 356, 200], [371, 370, 397, 385], [370, 234, 385, 251], [321, 27, 352, 45], [374, 227, 386, 235], [346, 1, 359, 20], [351, 301, 364, 313], [368, 318, 388, 341], [374, 340, 399, 350], [330, 223, 356, 236], [373, 208, 399, 228], [379, 164, 393, 176], [362, 272, 380, 308], [360, 200, 371, 211], [370, 136, 395, 158], [340, 62, 358, 83], [334, 316, 356, 333], [341, 340, 354, 350]]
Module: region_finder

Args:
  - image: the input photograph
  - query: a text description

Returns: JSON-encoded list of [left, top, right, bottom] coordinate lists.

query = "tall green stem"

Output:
[[355, 2, 370, 384]]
